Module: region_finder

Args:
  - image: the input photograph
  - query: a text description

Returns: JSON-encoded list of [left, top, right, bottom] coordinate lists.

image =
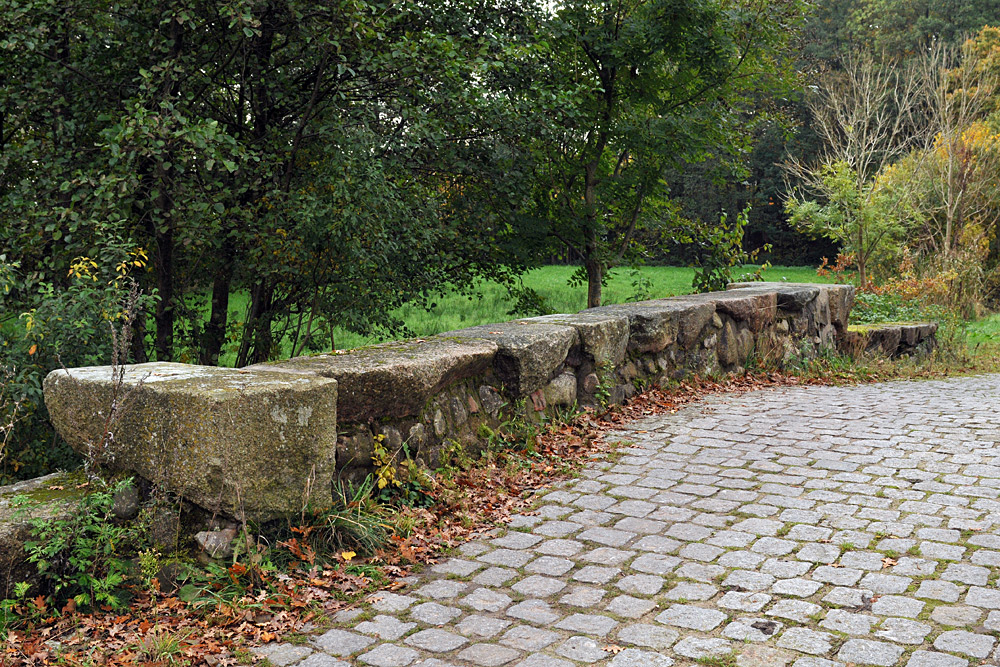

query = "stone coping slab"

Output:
[[253, 337, 497, 422], [45, 362, 338, 519]]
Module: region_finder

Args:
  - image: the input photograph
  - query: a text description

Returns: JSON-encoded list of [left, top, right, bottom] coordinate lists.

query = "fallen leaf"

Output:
[[340, 551, 356, 562], [603, 645, 624, 654], [881, 556, 897, 569]]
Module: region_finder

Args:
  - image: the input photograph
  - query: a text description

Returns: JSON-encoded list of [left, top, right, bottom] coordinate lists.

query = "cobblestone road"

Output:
[[256, 375, 1000, 667]]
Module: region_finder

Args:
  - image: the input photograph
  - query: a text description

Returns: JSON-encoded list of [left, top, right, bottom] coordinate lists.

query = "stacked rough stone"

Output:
[[41, 282, 868, 522]]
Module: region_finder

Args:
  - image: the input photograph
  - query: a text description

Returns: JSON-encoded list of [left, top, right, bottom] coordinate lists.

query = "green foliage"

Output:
[[20, 478, 148, 611], [530, 0, 806, 307], [0, 0, 554, 371], [851, 292, 945, 324], [786, 161, 907, 287], [692, 207, 772, 293], [0, 257, 155, 481]]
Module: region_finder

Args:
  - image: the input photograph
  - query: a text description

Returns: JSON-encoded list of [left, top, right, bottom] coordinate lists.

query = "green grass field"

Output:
[[219, 264, 828, 364], [965, 313, 1000, 346]]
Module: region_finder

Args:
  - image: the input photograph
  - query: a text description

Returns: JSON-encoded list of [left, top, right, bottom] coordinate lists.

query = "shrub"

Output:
[[692, 207, 771, 293], [0, 251, 154, 482], [19, 478, 148, 611]]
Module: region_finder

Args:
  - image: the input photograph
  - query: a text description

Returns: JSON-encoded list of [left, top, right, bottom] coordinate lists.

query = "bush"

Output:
[[692, 207, 771, 293], [850, 291, 942, 324], [18, 478, 148, 611], [0, 251, 154, 482]]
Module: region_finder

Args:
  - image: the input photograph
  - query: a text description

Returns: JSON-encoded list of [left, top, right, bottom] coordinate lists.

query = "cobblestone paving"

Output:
[[256, 375, 1000, 667]]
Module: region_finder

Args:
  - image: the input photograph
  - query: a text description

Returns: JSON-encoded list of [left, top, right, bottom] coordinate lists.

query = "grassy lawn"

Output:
[[220, 264, 828, 364], [965, 313, 1000, 346]]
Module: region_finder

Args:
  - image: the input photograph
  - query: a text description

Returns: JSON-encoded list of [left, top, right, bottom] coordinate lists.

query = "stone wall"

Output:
[[43, 282, 861, 521]]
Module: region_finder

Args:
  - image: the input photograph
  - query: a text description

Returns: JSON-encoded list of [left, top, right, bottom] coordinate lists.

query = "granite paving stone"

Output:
[[777, 628, 834, 655], [455, 615, 511, 638], [928, 605, 982, 626], [254, 644, 313, 666], [724, 618, 784, 642], [655, 604, 728, 631], [932, 630, 995, 658], [615, 573, 664, 596], [617, 623, 680, 649], [836, 639, 905, 666], [605, 594, 657, 618], [409, 602, 462, 626], [554, 636, 608, 662], [356, 615, 418, 640], [876, 618, 932, 644], [499, 626, 561, 651], [915, 580, 962, 602], [357, 644, 421, 667], [506, 600, 561, 625], [456, 643, 521, 666], [905, 652, 968, 667], [871, 595, 924, 618], [554, 613, 619, 636], [313, 629, 375, 656], [511, 575, 566, 598], [404, 629, 467, 652], [559, 586, 606, 607], [609, 648, 674, 667], [672, 637, 733, 659]]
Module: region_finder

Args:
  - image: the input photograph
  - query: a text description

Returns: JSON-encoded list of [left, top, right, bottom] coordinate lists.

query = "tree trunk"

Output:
[[585, 255, 602, 309], [236, 281, 274, 367], [153, 218, 174, 360], [857, 224, 867, 288], [584, 161, 602, 308], [151, 12, 184, 361], [199, 241, 233, 365], [131, 311, 149, 364]]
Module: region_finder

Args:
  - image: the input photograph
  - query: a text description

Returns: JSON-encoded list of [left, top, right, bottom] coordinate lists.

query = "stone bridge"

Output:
[[40, 282, 882, 521]]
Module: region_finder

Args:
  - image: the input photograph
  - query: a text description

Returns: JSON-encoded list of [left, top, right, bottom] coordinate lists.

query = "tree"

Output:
[[786, 160, 907, 284], [529, 0, 805, 308], [784, 51, 925, 286], [847, 0, 1000, 58], [0, 0, 552, 367], [911, 40, 1000, 256]]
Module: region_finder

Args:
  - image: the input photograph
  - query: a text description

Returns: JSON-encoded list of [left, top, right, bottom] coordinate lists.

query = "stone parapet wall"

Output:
[[43, 283, 861, 521]]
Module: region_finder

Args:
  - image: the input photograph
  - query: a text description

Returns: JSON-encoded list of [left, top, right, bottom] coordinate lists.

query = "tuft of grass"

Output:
[[134, 627, 192, 666], [697, 651, 739, 667]]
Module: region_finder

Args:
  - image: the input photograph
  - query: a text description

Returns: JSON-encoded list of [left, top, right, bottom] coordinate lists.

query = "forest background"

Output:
[[5, 0, 1000, 481]]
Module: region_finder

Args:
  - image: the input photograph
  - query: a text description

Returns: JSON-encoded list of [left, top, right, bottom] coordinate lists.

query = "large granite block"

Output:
[[526, 311, 630, 366], [257, 338, 497, 422], [447, 322, 578, 396], [589, 300, 714, 352], [44, 363, 338, 520]]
